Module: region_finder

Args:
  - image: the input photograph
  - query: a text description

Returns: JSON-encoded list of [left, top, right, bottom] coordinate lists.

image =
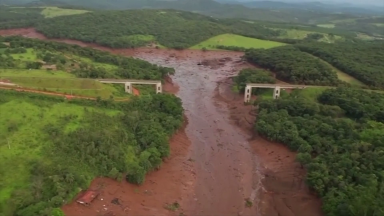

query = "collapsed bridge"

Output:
[[97, 79, 162, 94], [244, 83, 326, 103]]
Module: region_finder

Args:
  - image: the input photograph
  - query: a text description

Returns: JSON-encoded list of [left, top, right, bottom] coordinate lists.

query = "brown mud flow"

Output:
[[132, 51, 262, 216], [0, 28, 323, 216]]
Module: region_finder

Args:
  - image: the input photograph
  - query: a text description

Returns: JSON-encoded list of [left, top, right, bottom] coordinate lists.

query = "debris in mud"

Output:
[[199, 57, 233, 69], [164, 201, 180, 211], [76, 190, 99, 206], [111, 198, 121, 205], [245, 198, 253, 207]]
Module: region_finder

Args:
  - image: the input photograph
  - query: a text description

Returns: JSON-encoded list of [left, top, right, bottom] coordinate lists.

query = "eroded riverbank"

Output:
[[0, 28, 323, 216]]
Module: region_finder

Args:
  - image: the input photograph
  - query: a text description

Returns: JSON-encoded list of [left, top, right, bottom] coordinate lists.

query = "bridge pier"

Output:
[[244, 85, 252, 103], [98, 79, 162, 95], [124, 82, 133, 94], [156, 83, 162, 94], [243, 83, 309, 103], [273, 87, 281, 99]]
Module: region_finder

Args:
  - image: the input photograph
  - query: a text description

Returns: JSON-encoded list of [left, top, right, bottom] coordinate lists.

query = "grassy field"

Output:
[[277, 29, 342, 42], [10, 48, 37, 61], [0, 47, 134, 99], [41, 7, 90, 18], [330, 18, 359, 24], [292, 87, 330, 101], [0, 92, 121, 213], [68, 55, 119, 70], [373, 23, 384, 27], [190, 34, 286, 50], [317, 24, 336, 28], [0, 69, 128, 99]]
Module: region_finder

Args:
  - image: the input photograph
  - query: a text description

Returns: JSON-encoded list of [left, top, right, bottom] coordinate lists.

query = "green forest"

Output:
[[0, 89, 183, 216], [233, 68, 275, 94], [295, 40, 384, 88], [0, 7, 44, 29], [0, 36, 174, 80], [0, 0, 362, 24], [244, 46, 340, 86], [35, 9, 280, 49], [254, 88, 384, 216]]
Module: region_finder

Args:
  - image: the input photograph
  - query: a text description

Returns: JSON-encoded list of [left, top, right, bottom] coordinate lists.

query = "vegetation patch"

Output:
[[41, 7, 90, 18], [0, 36, 174, 97], [35, 9, 280, 49], [0, 90, 183, 216], [190, 34, 285, 50], [276, 29, 342, 42], [317, 24, 335, 28], [330, 17, 384, 37], [0, 7, 43, 29], [254, 87, 384, 216], [233, 68, 275, 94], [244, 46, 340, 86], [164, 201, 180, 211], [305, 53, 366, 87], [295, 40, 384, 88]]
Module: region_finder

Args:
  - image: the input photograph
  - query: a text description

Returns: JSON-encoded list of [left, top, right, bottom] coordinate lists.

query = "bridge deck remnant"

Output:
[[98, 79, 162, 94], [244, 83, 309, 102]]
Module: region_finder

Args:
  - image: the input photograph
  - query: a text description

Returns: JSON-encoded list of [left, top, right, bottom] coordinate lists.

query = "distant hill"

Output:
[[234, 1, 384, 15], [0, 0, 362, 24]]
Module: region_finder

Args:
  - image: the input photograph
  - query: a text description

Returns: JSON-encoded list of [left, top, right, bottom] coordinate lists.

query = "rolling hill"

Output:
[[35, 9, 282, 49], [0, 0, 363, 24]]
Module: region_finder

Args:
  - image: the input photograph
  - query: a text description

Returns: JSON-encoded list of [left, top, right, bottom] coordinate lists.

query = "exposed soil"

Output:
[[216, 78, 323, 216], [62, 119, 193, 216], [132, 87, 140, 96], [0, 28, 324, 216]]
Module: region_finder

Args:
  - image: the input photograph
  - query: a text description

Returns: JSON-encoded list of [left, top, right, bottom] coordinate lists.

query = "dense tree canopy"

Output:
[[318, 88, 384, 123], [0, 36, 174, 80], [233, 68, 275, 94], [35, 9, 280, 49], [295, 40, 384, 88], [0, 7, 43, 29], [255, 87, 384, 216], [333, 17, 384, 37], [244, 46, 340, 86]]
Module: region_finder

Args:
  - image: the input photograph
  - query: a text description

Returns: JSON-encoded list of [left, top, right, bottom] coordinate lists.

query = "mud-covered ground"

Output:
[[0, 28, 323, 216]]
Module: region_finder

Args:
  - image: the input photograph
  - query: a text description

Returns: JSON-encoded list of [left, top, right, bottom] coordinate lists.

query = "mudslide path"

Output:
[[133, 51, 262, 215], [0, 28, 323, 216]]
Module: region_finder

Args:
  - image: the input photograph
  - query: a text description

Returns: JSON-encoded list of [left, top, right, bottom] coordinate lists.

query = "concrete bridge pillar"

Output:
[[124, 82, 132, 94], [273, 87, 281, 99], [244, 85, 252, 103], [156, 83, 162, 94]]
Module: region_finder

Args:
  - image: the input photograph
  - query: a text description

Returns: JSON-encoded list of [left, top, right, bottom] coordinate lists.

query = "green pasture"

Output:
[[277, 29, 342, 42], [41, 7, 90, 18], [0, 95, 119, 211], [68, 55, 119, 70], [190, 34, 286, 50], [330, 18, 359, 24], [10, 48, 37, 61], [317, 24, 336, 28], [0, 69, 128, 99]]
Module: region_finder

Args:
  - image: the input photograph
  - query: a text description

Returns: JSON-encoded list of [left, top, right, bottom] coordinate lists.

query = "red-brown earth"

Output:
[[0, 28, 324, 216]]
